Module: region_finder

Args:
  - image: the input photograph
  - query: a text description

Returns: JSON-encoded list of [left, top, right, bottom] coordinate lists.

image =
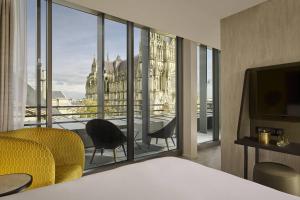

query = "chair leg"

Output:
[[148, 138, 152, 149], [156, 138, 158, 144], [171, 137, 176, 146], [165, 138, 169, 150], [134, 132, 142, 149], [113, 149, 117, 163], [122, 144, 127, 157], [135, 140, 142, 150], [101, 148, 104, 156], [90, 148, 97, 164]]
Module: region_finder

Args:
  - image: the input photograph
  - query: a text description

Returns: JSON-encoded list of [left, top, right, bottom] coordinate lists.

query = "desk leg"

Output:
[[255, 148, 259, 164], [244, 145, 248, 179]]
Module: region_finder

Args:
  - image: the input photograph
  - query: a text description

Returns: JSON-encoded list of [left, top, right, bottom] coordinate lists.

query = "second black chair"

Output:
[[148, 117, 176, 150], [86, 119, 127, 163]]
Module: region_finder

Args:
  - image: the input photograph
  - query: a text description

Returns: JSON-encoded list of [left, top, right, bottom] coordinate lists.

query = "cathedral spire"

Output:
[[91, 57, 96, 72], [106, 53, 109, 62]]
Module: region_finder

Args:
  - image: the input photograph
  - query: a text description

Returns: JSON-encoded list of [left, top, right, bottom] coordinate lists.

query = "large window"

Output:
[[197, 45, 220, 143], [25, 0, 180, 170]]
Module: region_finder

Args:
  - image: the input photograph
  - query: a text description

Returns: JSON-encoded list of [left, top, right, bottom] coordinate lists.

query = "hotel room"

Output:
[[0, 0, 300, 199]]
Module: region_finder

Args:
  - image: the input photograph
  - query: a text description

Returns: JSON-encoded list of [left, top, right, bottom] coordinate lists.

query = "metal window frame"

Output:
[[46, 0, 52, 127], [97, 14, 105, 119], [127, 21, 134, 161], [176, 37, 183, 152], [141, 27, 150, 145], [212, 48, 220, 141], [36, 0, 42, 126]]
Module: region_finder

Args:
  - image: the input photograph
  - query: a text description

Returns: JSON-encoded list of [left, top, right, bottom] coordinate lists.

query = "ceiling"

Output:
[[64, 0, 266, 48]]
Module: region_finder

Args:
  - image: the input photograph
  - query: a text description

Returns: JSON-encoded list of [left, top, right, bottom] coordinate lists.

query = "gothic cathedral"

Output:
[[85, 32, 176, 116]]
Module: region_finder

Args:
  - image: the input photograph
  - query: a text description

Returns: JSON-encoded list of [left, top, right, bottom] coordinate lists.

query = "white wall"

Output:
[[64, 0, 265, 49]]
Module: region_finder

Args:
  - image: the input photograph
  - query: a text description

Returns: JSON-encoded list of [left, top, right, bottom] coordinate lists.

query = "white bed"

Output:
[[2, 157, 299, 200]]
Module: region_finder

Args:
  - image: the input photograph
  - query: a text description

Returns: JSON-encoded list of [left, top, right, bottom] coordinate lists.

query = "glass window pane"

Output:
[[134, 30, 177, 158], [52, 3, 98, 169], [25, 0, 37, 126], [149, 31, 177, 152], [207, 48, 213, 140], [25, 0, 47, 127], [103, 18, 127, 163], [197, 47, 214, 143]]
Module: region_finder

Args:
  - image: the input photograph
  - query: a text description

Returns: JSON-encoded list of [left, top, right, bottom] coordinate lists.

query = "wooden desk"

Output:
[[235, 137, 300, 179]]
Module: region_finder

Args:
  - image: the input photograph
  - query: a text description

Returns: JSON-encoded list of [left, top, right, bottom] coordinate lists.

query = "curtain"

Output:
[[0, 0, 27, 131]]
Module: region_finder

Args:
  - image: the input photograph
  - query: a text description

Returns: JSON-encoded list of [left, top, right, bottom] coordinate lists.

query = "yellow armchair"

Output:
[[0, 128, 85, 189], [0, 136, 55, 189]]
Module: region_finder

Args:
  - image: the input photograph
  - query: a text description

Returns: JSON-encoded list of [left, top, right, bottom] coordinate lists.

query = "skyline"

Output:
[[27, 1, 212, 101]]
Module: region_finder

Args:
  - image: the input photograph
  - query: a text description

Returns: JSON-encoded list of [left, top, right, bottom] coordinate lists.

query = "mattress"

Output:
[[2, 157, 299, 200]]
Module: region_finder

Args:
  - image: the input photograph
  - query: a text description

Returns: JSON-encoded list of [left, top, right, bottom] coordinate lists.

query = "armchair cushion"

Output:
[[0, 136, 55, 189], [7, 128, 85, 170], [55, 164, 82, 183], [0, 127, 85, 187]]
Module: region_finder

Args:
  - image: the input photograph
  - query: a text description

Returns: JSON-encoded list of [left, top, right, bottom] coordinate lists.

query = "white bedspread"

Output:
[[2, 157, 299, 200]]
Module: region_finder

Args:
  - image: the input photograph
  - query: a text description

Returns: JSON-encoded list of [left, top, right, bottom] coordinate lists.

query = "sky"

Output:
[[27, 1, 139, 100], [27, 1, 211, 100]]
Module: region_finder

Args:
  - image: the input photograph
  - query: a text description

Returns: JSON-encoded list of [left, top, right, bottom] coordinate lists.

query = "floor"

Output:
[[83, 131, 219, 170], [197, 130, 213, 143], [84, 137, 177, 170], [193, 145, 221, 170]]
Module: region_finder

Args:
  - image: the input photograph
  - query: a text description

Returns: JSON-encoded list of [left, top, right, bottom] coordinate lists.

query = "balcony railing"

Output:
[[25, 101, 212, 127], [24, 103, 176, 127]]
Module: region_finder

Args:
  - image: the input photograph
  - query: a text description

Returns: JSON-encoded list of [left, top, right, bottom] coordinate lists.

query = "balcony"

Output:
[[25, 104, 177, 170], [25, 101, 213, 169]]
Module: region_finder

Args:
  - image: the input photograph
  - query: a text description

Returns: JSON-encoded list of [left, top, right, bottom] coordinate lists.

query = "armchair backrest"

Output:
[[86, 119, 126, 149], [152, 117, 176, 138], [0, 136, 55, 189], [2, 128, 85, 170]]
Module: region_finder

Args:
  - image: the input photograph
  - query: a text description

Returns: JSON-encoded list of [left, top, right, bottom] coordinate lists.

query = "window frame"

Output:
[[29, 0, 183, 171]]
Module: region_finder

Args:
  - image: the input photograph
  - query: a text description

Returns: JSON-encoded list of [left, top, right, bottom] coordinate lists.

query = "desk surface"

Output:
[[235, 137, 300, 156], [0, 174, 32, 197]]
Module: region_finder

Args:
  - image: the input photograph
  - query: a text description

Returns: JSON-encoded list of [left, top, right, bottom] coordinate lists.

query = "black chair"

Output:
[[86, 119, 127, 163], [147, 118, 176, 150]]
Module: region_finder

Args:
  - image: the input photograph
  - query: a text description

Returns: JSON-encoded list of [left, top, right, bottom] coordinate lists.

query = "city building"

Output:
[[85, 32, 176, 117]]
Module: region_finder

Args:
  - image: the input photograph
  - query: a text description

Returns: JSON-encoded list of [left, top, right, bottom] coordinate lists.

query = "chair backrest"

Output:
[[152, 117, 176, 138], [86, 119, 126, 149]]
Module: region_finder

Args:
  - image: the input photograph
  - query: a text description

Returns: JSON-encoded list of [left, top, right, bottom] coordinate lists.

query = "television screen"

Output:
[[256, 66, 300, 118]]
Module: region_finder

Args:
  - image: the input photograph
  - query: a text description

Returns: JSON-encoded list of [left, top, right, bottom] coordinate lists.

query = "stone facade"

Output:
[[85, 32, 176, 116]]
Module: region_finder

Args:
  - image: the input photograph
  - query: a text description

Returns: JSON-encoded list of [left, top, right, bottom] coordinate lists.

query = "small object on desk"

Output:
[[0, 173, 32, 197], [277, 135, 289, 147], [258, 129, 270, 145]]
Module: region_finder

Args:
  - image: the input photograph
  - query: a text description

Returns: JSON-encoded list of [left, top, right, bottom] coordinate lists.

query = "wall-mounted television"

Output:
[[249, 62, 300, 121]]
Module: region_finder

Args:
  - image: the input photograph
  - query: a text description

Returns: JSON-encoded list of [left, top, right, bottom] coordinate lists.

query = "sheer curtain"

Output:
[[0, 0, 27, 131]]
